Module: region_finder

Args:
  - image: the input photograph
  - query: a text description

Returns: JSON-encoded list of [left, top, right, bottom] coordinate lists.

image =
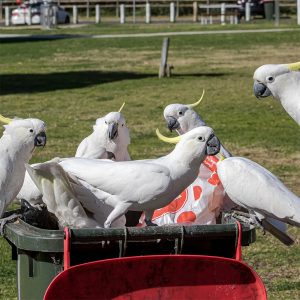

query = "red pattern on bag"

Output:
[[152, 189, 188, 220]]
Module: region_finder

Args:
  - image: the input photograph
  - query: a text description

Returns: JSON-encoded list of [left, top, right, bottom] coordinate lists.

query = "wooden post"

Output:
[[73, 5, 78, 24], [27, 6, 32, 25], [95, 4, 101, 23], [159, 37, 173, 78], [5, 6, 10, 26], [245, 2, 250, 21], [193, 2, 198, 22], [86, 0, 90, 18], [274, 0, 280, 26], [298, 0, 300, 25], [120, 4, 125, 24], [220, 3, 225, 25], [133, 0, 136, 23], [170, 2, 175, 23], [145, 3, 151, 23]]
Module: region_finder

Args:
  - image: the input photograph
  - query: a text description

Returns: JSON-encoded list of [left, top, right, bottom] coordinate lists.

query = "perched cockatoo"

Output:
[[51, 126, 220, 228], [149, 91, 231, 227], [253, 61, 300, 125], [160, 93, 294, 245], [17, 103, 131, 208], [25, 159, 124, 229], [75, 102, 131, 161], [218, 157, 300, 235], [0, 114, 46, 218]]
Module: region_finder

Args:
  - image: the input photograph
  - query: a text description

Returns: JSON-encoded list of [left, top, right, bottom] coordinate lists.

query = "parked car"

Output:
[[11, 2, 70, 25], [237, 0, 265, 20]]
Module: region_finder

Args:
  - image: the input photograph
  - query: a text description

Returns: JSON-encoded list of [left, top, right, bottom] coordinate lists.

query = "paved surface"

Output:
[[0, 27, 299, 40]]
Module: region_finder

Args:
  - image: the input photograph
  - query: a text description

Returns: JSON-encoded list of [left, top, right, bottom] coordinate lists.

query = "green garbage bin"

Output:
[[264, 0, 274, 20], [4, 219, 256, 300]]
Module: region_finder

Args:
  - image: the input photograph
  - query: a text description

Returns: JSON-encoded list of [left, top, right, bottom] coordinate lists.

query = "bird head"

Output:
[[163, 90, 206, 134], [253, 62, 300, 99], [156, 126, 220, 162], [0, 114, 47, 151]]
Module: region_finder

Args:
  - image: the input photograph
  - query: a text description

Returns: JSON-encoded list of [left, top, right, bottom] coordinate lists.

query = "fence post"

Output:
[[159, 37, 172, 78], [245, 2, 250, 21], [170, 2, 176, 22], [193, 2, 198, 22], [298, 0, 300, 25], [27, 7, 32, 25], [274, 0, 280, 26], [120, 4, 125, 24], [221, 3, 226, 25], [145, 3, 151, 23], [73, 5, 78, 24], [5, 6, 10, 26], [95, 4, 101, 23]]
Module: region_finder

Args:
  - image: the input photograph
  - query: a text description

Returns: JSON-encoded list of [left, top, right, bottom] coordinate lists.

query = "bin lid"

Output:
[[44, 254, 267, 300]]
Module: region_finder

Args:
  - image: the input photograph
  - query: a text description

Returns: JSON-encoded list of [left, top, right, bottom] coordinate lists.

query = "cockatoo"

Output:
[[25, 159, 123, 229], [253, 61, 300, 125], [0, 114, 46, 218], [17, 103, 131, 208], [75, 102, 131, 161], [161, 93, 294, 245], [217, 157, 300, 235], [51, 126, 220, 228]]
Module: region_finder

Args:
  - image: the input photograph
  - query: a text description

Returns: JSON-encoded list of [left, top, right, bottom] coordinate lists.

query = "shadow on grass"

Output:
[[0, 71, 156, 95], [0, 34, 87, 43], [0, 71, 228, 95]]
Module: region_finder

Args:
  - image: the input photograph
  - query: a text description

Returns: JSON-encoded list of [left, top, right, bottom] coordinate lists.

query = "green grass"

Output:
[[0, 23, 300, 299]]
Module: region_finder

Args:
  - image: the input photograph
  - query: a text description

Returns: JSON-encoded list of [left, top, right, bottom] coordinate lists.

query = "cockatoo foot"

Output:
[[0, 213, 22, 235], [145, 219, 158, 227]]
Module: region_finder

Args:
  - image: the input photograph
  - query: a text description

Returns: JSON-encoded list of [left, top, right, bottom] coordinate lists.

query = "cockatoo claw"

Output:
[[145, 219, 158, 227], [0, 213, 22, 236]]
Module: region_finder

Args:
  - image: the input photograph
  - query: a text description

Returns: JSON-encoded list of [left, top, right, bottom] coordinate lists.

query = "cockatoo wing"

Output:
[[25, 161, 100, 229], [17, 165, 43, 207], [217, 157, 300, 227], [59, 157, 171, 208]]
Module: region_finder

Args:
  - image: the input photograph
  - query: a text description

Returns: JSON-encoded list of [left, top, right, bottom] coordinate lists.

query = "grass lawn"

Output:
[[0, 23, 300, 299]]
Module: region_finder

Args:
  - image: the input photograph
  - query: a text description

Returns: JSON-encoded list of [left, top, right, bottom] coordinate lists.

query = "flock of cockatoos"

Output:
[[0, 61, 299, 246]]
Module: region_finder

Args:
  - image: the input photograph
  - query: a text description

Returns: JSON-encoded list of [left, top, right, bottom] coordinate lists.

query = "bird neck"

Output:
[[178, 111, 206, 134]]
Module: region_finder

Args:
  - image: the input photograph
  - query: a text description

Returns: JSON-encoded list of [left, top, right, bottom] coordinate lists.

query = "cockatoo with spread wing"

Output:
[[0, 114, 46, 219], [253, 61, 300, 125], [160, 92, 294, 245], [25, 159, 123, 228], [52, 126, 220, 228], [75, 102, 131, 161]]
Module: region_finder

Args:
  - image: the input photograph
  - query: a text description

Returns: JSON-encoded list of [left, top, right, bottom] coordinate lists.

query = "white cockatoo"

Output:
[[161, 93, 294, 245], [0, 114, 46, 218], [17, 103, 131, 209], [50, 126, 220, 228], [217, 157, 300, 231], [253, 61, 300, 125], [25, 159, 121, 229], [75, 102, 131, 161]]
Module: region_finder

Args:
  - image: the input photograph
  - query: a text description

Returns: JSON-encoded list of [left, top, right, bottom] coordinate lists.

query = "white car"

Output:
[[11, 2, 70, 25]]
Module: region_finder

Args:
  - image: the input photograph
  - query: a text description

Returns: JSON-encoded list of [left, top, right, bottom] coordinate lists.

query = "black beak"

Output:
[[166, 116, 180, 132], [206, 134, 220, 156], [34, 132, 46, 147], [253, 82, 272, 99], [108, 122, 118, 140]]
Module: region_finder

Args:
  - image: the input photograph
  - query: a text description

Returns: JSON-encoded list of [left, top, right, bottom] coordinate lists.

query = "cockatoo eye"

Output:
[[178, 111, 183, 115], [105, 121, 107, 124], [122, 124, 124, 127], [29, 129, 34, 133], [198, 136, 204, 141], [266, 76, 274, 83]]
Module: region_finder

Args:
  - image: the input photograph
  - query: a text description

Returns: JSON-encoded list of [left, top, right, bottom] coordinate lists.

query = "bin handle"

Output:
[[64, 227, 71, 270], [234, 221, 242, 261]]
